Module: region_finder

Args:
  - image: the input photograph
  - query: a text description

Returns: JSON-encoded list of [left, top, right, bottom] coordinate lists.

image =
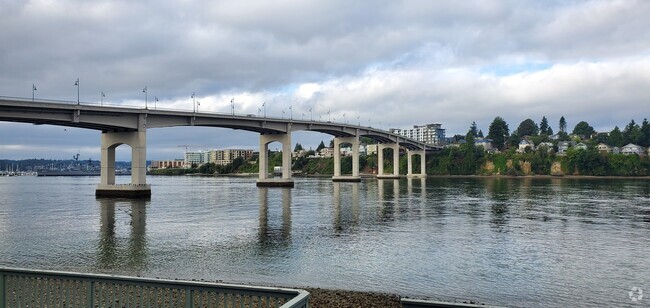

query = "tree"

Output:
[[478, 130, 484, 138], [539, 116, 553, 135], [516, 119, 539, 137], [623, 119, 643, 145], [487, 116, 509, 150], [641, 118, 650, 147], [608, 126, 624, 147], [572, 121, 595, 137], [316, 141, 326, 152], [469, 121, 479, 137], [293, 143, 304, 152], [559, 116, 567, 133]]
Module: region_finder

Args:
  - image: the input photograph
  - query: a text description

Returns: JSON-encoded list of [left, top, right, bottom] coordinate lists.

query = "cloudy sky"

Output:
[[1, 0, 650, 160]]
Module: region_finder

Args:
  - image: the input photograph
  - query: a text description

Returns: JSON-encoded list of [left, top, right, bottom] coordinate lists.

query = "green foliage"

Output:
[[316, 141, 326, 152], [559, 116, 567, 133], [487, 116, 509, 150], [572, 121, 595, 137], [516, 118, 539, 136], [293, 143, 304, 152], [623, 119, 643, 145], [539, 116, 553, 135]]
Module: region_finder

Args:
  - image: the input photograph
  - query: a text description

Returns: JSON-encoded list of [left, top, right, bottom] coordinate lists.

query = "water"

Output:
[[0, 176, 649, 307]]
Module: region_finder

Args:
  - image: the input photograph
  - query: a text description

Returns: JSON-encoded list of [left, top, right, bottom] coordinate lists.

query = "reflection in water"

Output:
[[333, 182, 360, 233], [486, 178, 510, 231], [258, 188, 292, 247], [378, 179, 400, 221], [97, 198, 148, 273]]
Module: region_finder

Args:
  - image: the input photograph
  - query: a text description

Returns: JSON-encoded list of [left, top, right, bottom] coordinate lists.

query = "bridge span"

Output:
[[0, 97, 438, 197]]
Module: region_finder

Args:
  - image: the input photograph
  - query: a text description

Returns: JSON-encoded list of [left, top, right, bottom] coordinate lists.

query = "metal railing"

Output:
[[1, 267, 308, 308]]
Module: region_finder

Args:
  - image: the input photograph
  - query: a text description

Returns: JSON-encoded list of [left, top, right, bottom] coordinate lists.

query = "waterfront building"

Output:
[[209, 149, 255, 165], [184, 151, 210, 167], [150, 159, 184, 169], [621, 143, 644, 155], [389, 123, 446, 146]]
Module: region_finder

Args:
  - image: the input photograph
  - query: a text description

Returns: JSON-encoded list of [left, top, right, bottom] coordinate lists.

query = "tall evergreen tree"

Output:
[[478, 130, 484, 138], [487, 116, 509, 150], [559, 116, 567, 133], [316, 141, 326, 152], [539, 116, 552, 135], [623, 119, 643, 145], [469, 121, 479, 137], [608, 126, 624, 147], [641, 118, 650, 147]]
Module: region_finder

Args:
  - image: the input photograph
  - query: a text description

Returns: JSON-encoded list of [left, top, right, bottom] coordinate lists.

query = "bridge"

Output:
[[0, 97, 438, 197]]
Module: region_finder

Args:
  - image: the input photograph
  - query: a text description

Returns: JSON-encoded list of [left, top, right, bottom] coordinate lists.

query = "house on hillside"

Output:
[[574, 143, 588, 151], [558, 141, 569, 155], [319, 147, 335, 158], [597, 143, 612, 154], [475, 138, 493, 151], [621, 143, 644, 155], [517, 139, 535, 153], [537, 142, 554, 153]]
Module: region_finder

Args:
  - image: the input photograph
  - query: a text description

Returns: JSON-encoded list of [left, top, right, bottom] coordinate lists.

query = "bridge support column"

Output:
[[257, 133, 294, 187], [407, 149, 427, 178], [96, 130, 151, 198], [332, 136, 361, 182], [377, 143, 401, 179]]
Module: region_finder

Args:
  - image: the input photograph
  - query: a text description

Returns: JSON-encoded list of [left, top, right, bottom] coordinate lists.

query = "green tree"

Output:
[[641, 118, 650, 147], [559, 116, 567, 133], [469, 121, 479, 137], [572, 121, 595, 137], [478, 130, 484, 138], [516, 119, 539, 137], [316, 141, 326, 152], [487, 117, 510, 150], [293, 143, 304, 152], [623, 119, 643, 145], [539, 116, 553, 135], [608, 126, 624, 147]]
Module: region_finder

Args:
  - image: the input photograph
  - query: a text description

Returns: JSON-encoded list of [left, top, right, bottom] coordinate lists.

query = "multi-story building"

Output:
[[184, 151, 209, 167], [209, 149, 254, 165], [150, 159, 185, 169], [389, 123, 446, 145]]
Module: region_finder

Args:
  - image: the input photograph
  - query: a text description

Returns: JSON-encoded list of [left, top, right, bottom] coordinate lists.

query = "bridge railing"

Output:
[[0, 267, 309, 308]]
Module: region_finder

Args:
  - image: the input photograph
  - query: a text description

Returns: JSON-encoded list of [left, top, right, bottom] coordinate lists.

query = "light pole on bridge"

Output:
[[155, 96, 158, 110], [262, 102, 266, 118], [101, 91, 105, 106], [143, 86, 148, 109], [191, 93, 196, 113], [230, 98, 234, 115], [32, 84, 37, 102], [289, 105, 292, 120], [74, 78, 80, 105]]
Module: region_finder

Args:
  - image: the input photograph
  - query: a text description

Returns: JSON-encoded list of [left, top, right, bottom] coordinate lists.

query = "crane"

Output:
[[177, 145, 212, 152]]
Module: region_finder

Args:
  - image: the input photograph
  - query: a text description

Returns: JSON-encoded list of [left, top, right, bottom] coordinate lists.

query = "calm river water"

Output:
[[0, 176, 649, 307]]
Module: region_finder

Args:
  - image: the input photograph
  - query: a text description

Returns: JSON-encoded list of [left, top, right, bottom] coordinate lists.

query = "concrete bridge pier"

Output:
[[332, 136, 361, 182], [377, 143, 401, 179], [257, 133, 294, 187], [406, 149, 427, 178], [96, 129, 151, 198]]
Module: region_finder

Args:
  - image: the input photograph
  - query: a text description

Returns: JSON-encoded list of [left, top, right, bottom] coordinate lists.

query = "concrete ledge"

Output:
[[402, 298, 498, 308], [377, 174, 402, 179], [407, 174, 427, 179], [332, 176, 362, 182], [96, 184, 151, 199], [256, 179, 295, 187]]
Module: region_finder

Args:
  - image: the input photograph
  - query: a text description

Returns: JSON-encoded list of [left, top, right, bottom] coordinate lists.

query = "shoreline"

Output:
[[151, 172, 650, 180]]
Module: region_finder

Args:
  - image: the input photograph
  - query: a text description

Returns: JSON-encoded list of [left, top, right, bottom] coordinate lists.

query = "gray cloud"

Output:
[[2, 0, 650, 160]]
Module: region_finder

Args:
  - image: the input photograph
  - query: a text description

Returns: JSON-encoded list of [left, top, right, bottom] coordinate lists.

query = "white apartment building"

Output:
[[184, 151, 210, 167], [389, 123, 446, 145]]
